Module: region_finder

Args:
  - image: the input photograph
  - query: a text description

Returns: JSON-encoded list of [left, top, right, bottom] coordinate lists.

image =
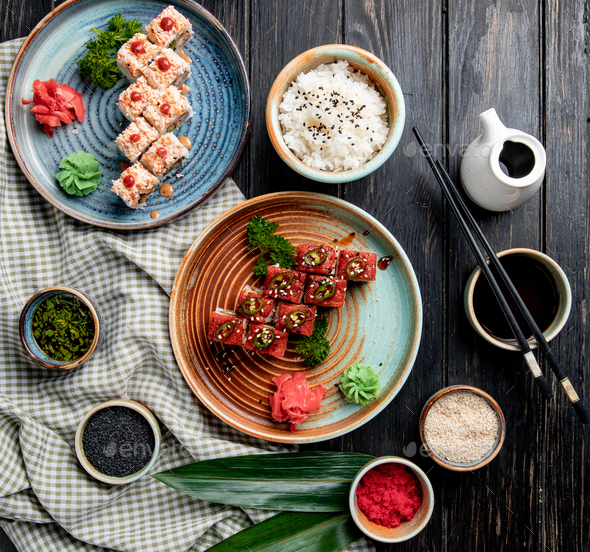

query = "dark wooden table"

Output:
[[2, 1, 589, 551]]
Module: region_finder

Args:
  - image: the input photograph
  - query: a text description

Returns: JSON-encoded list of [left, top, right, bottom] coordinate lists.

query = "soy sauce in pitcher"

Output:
[[472, 254, 559, 342]]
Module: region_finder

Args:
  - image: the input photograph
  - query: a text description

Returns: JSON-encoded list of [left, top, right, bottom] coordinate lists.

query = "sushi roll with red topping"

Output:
[[207, 309, 247, 346], [235, 285, 275, 324], [145, 6, 193, 51], [141, 48, 191, 89], [117, 33, 161, 82], [111, 162, 159, 209], [336, 250, 377, 281], [274, 302, 316, 336], [140, 133, 188, 177], [115, 117, 159, 163], [244, 323, 288, 358], [117, 77, 157, 123], [304, 275, 347, 308], [263, 265, 307, 304], [143, 85, 191, 134], [295, 244, 336, 275]]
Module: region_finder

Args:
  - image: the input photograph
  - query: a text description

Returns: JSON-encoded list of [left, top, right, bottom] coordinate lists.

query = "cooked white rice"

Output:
[[278, 60, 389, 172]]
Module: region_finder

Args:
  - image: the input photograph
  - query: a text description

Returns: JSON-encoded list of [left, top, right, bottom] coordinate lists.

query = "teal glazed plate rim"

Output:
[[5, 0, 250, 230], [169, 191, 423, 443]]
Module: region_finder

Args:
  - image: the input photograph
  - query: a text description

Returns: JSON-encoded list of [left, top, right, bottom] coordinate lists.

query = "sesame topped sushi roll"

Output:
[[235, 285, 276, 324], [111, 162, 159, 209], [263, 265, 307, 304], [244, 323, 288, 359], [117, 77, 157, 123], [116, 33, 161, 82], [274, 302, 316, 337], [141, 48, 191, 90], [336, 250, 377, 281], [296, 244, 337, 275], [207, 309, 247, 347], [115, 117, 159, 163], [145, 6, 193, 51], [140, 133, 189, 177], [143, 85, 191, 134], [304, 275, 347, 308]]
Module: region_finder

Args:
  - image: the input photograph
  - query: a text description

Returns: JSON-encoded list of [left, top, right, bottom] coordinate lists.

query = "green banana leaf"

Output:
[[152, 451, 373, 512], [207, 511, 364, 552]]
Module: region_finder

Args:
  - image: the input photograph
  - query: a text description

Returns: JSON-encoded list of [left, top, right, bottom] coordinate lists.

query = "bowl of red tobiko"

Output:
[[349, 456, 434, 543]]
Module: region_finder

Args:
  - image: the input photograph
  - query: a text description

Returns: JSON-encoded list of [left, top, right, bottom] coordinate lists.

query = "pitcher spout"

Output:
[[479, 108, 507, 145]]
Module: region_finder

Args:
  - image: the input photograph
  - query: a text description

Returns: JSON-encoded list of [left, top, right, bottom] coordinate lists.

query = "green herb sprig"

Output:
[[32, 294, 95, 361], [295, 315, 330, 366], [246, 215, 296, 277], [77, 14, 144, 88]]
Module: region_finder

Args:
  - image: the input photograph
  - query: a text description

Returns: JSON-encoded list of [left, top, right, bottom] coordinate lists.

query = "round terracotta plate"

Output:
[[169, 192, 422, 443]]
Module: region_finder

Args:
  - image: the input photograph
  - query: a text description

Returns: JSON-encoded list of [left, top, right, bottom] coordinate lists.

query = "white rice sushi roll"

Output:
[[115, 117, 159, 163], [111, 163, 159, 209], [116, 33, 161, 82], [140, 133, 189, 177], [142, 85, 192, 134], [145, 6, 193, 51], [141, 48, 191, 90], [117, 77, 157, 123]]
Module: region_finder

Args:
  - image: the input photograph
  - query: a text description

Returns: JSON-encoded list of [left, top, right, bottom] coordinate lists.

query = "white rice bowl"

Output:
[[278, 60, 389, 172]]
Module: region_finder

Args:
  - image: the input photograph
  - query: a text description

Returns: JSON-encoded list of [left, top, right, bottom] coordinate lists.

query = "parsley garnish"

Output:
[[295, 315, 330, 366], [77, 14, 144, 88], [246, 215, 296, 277]]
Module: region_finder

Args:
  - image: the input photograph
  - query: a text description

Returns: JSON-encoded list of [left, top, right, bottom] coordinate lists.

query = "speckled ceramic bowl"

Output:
[[266, 44, 405, 183], [349, 456, 434, 543], [75, 399, 161, 485], [19, 286, 104, 370], [464, 248, 571, 351], [419, 385, 506, 472]]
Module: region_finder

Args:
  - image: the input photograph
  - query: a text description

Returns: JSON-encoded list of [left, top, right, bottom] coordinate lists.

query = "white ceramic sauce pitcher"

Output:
[[460, 108, 546, 211]]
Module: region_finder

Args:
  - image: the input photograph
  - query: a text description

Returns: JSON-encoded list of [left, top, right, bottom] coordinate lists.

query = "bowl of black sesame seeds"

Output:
[[75, 399, 161, 485]]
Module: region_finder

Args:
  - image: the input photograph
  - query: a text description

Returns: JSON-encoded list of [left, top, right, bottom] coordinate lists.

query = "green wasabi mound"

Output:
[[340, 363, 381, 405], [55, 151, 101, 196]]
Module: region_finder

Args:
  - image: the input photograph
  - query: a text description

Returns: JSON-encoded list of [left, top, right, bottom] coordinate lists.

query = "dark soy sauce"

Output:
[[472, 254, 559, 343]]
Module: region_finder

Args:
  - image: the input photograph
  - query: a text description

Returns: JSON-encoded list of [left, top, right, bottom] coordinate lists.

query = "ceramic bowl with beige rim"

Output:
[[464, 248, 571, 351], [349, 456, 434, 543], [266, 44, 405, 183]]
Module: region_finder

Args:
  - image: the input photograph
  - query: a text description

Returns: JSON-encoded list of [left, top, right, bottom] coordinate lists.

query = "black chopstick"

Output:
[[411, 127, 553, 402], [434, 159, 590, 425]]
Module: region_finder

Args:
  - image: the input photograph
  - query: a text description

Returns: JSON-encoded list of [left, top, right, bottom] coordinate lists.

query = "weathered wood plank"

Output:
[[447, 1, 543, 551], [544, 2, 590, 551], [247, 0, 343, 198], [341, 1, 445, 551], [0, 0, 53, 42]]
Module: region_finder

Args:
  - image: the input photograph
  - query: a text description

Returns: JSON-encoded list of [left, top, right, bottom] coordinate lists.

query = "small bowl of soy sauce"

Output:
[[19, 286, 104, 370], [464, 248, 571, 351]]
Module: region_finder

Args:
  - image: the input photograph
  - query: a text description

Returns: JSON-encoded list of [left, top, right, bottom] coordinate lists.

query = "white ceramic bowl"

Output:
[[349, 456, 434, 543]]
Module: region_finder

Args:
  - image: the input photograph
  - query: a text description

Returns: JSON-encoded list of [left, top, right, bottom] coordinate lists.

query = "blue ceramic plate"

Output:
[[169, 192, 423, 443], [5, 0, 249, 230]]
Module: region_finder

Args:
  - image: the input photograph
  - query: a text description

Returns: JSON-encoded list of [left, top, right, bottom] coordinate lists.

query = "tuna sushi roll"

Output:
[[336, 250, 377, 281], [295, 244, 337, 275], [140, 133, 188, 177], [117, 77, 157, 123], [304, 275, 347, 308], [207, 309, 247, 346], [142, 85, 191, 134], [244, 323, 288, 359], [145, 6, 193, 51], [115, 117, 159, 163], [274, 302, 316, 337], [111, 162, 159, 209], [235, 285, 276, 324], [141, 48, 191, 90], [263, 265, 307, 304], [116, 33, 161, 82]]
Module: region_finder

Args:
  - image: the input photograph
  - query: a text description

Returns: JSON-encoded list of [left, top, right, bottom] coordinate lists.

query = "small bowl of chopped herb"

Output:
[[75, 399, 161, 485], [19, 286, 104, 370]]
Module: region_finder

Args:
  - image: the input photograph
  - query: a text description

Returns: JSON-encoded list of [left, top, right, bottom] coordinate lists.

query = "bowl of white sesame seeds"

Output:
[[419, 385, 505, 471]]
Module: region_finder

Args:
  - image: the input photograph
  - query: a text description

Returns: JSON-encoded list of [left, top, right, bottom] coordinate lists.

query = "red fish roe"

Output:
[[356, 463, 423, 528]]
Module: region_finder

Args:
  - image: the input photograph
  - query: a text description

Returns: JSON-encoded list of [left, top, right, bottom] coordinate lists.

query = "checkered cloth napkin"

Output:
[[0, 39, 374, 552]]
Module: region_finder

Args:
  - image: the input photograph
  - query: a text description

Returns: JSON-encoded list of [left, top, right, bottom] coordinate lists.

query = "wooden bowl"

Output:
[[349, 456, 434, 543], [419, 385, 506, 471], [266, 44, 405, 183]]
